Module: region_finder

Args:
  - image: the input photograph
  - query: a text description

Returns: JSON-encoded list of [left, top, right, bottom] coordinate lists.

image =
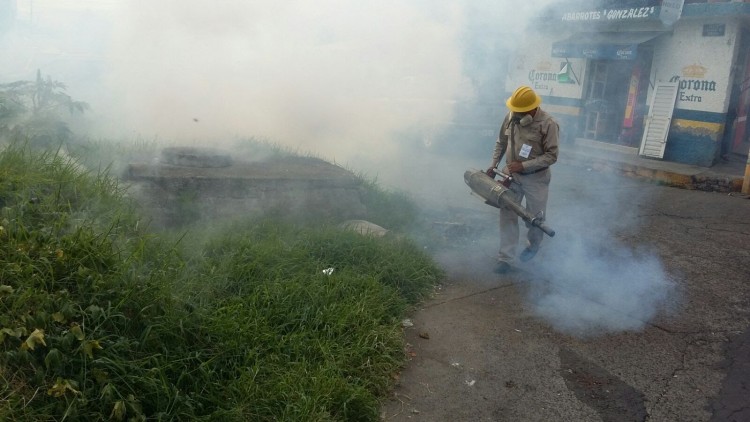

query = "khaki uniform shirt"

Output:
[[492, 108, 559, 174]]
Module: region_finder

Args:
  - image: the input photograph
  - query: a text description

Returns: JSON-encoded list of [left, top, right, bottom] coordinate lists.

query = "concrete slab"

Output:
[[123, 154, 367, 227]]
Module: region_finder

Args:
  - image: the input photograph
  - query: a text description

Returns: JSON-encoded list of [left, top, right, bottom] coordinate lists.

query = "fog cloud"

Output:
[[2, 1, 551, 162], [101, 2, 465, 160], [521, 169, 678, 335], [2, 0, 678, 337]]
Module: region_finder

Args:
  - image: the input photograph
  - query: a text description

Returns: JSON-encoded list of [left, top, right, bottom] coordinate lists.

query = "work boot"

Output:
[[519, 246, 538, 262], [493, 261, 511, 274]]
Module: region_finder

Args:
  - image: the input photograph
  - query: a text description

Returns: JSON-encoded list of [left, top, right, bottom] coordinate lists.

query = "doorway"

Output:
[[725, 29, 750, 156], [580, 50, 653, 147]]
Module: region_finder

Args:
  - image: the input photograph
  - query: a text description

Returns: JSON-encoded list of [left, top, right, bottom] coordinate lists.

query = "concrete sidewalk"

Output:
[[382, 165, 750, 422], [564, 139, 748, 193]]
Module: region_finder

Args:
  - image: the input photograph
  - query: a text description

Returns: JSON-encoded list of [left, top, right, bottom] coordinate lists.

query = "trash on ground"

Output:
[[339, 220, 389, 237]]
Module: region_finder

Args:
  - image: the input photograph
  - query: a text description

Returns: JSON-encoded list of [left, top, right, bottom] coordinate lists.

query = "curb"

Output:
[[566, 153, 743, 193]]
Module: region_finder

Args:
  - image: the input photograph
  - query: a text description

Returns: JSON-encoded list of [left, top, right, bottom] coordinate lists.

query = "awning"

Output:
[[551, 31, 665, 60]]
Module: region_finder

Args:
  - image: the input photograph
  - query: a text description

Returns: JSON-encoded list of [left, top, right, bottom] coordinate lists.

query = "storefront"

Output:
[[506, 0, 750, 166]]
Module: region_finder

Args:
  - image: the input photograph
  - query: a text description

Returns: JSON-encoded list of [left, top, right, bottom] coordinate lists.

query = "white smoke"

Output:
[[519, 169, 680, 335], [1, 1, 550, 162], [99, 1, 473, 161], [1, 0, 679, 337]]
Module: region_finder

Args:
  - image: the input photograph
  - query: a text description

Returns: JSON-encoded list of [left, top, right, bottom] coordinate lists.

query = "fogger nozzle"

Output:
[[464, 169, 555, 237]]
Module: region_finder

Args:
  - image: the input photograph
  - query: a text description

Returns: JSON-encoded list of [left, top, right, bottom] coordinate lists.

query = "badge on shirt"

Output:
[[519, 143, 532, 159]]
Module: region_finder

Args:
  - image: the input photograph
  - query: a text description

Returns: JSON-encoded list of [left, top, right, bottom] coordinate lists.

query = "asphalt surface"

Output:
[[380, 164, 750, 422]]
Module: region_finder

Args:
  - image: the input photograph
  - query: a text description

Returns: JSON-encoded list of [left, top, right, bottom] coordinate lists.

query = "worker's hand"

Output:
[[485, 167, 496, 178], [507, 161, 524, 174]]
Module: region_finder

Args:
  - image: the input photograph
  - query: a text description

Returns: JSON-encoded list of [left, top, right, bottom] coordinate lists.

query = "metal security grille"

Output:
[[639, 82, 679, 158]]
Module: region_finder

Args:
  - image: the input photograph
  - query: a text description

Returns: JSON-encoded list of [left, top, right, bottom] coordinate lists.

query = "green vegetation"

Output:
[[0, 142, 443, 421], [357, 178, 419, 234], [0, 70, 89, 149]]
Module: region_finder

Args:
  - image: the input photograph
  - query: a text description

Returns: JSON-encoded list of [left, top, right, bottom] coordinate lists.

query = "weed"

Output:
[[0, 140, 443, 421]]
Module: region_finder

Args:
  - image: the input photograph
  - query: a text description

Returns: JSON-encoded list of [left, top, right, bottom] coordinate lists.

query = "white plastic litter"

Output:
[[322, 268, 334, 275], [401, 318, 414, 328], [339, 220, 389, 237]]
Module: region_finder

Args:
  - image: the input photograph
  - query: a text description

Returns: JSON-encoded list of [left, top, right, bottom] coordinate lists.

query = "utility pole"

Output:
[[743, 147, 750, 194]]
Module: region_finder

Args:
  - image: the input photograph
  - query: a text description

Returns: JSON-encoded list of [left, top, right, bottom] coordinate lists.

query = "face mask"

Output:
[[512, 112, 533, 126], [519, 114, 533, 126]]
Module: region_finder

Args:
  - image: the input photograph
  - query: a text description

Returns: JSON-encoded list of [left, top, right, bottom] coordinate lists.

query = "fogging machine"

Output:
[[463, 168, 555, 237]]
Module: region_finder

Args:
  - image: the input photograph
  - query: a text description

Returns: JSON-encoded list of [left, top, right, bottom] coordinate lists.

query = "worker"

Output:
[[486, 86, 559, 273]]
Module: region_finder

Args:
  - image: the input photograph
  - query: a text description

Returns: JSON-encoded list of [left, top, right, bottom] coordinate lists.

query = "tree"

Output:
[[0, 70, 89, 147]]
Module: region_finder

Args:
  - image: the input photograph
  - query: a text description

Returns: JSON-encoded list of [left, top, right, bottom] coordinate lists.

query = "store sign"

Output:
[[561, 7, 657, 22], [552, 44, 638, 61], [668, 65, 717, 103], [557, 63, 576, 84], [659, 0, 684, 25], [702, 24, 725, 37], [527, 62, 576, 91]]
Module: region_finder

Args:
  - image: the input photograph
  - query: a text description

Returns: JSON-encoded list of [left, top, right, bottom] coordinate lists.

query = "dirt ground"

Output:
[[380, 165, 750, 422]]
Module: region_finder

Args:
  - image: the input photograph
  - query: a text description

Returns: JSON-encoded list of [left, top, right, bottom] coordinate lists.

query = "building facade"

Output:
[[506, 0, 750, 166]]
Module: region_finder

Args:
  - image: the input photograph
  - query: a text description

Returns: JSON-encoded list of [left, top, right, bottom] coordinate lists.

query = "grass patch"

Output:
[[0, 141, 443, 421], [356, 178, 420, 234]]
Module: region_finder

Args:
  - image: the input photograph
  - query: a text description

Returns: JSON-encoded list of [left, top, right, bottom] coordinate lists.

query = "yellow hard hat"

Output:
[[506, 86, 541, 112]]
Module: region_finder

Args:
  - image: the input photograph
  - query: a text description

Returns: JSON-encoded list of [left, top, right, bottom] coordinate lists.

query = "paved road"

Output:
[[381, 164, 750, 422]]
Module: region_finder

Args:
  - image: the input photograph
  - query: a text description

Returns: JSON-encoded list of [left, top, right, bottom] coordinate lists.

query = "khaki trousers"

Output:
[[498, 168, 551, 263]]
